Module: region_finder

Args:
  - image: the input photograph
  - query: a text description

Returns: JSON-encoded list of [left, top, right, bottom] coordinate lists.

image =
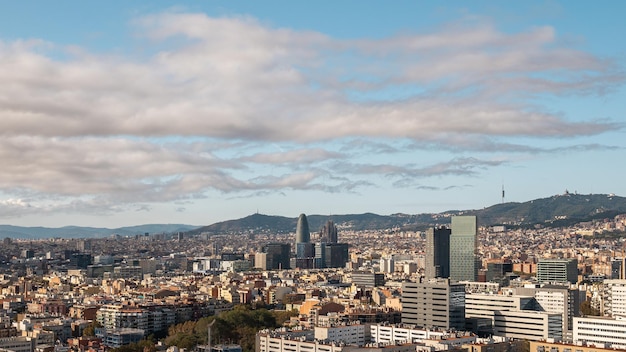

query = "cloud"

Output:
[[0, 11, 623, 218], [0, 13, 620, 141], [333, 157, 506, 178]]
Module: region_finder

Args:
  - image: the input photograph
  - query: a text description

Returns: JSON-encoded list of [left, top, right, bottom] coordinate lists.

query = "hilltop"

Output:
[[189, 193, 626, 235], [3, 193, 624, 239]]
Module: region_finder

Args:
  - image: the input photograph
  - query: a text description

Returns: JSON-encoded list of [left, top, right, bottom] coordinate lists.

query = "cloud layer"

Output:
[[0, 12, 622, 218]]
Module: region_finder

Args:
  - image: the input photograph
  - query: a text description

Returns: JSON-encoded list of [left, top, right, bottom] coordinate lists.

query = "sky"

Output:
[[0, 1, 625, 228]]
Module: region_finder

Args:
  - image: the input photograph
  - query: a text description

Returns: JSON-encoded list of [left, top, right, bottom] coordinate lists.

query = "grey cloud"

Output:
[[333, 157, 506, 179], [0, 14, 620, 142], [238, 148, 343, 164], [0, 12, 622, 217]]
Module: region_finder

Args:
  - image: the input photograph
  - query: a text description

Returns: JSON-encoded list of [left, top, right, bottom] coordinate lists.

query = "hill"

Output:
[[3, 193, 624, 238], [0, 224, 200, 239], [190, 193, 626, 235]]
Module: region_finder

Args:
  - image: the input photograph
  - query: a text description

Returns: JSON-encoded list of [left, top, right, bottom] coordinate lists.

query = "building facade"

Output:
[[536, 259, 578, 284], [401, 278, 465, 330], [450, 216, 479, 282], [425, 226, 451, 279]]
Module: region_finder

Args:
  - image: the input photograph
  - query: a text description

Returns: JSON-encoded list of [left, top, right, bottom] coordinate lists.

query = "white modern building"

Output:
[[573, 316, 626, 350], [314, 325, 365, 346], [493, 310, 562, 341], [369, 325, 446, 344], [601, 279, 626, 317], [512, 284, 580, 334]]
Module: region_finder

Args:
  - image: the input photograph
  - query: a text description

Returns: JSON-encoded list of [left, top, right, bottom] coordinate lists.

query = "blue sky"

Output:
[[0, 1, 624, 228]]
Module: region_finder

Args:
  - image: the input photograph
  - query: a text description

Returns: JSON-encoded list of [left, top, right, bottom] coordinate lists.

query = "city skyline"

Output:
[[0, 1, 625, 228]]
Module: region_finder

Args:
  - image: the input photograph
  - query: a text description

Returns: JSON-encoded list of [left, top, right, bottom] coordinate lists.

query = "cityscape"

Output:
[[2, 199, 626, 352], [2, 2, 626, 352]]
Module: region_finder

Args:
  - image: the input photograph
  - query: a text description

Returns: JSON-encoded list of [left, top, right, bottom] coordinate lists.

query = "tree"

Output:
[[164, 304, 287, 352], [82, 321, 102, 337], [580, 301, 600, 316]]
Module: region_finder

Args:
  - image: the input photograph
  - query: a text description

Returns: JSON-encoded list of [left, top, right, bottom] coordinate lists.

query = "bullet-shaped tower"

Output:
[[295, 213, 311, 244]]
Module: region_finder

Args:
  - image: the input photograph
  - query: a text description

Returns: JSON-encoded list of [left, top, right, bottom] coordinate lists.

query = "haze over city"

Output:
[[0, 1, 625, 228]]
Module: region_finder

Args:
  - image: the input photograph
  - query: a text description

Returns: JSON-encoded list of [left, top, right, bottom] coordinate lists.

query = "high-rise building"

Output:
[[320, 220, 338, 243], [263, 243, 291, 270], [325, 243, 349, 268], [401, 277, 466, 330], [536, 259, 578, 284], [425, 226, 451, 279], [450, 216, 479, 282], [295, 214, 311, 245]]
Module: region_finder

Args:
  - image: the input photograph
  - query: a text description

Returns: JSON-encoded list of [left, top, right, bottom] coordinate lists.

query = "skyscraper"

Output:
[[295, 213, 311, 245], [450, 215, 479, 282], [425, 226, 451, 279], [262, 243, 291, 270]]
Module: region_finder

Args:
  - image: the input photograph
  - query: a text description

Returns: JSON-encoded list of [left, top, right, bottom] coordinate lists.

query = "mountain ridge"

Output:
[[3, 193, 625, 238], [190, 193, 626, 235]]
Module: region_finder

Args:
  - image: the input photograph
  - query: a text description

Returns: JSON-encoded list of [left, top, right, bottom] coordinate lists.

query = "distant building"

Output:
[[95, 328, 144, 348], [263, 243, 291, 270], [450, 216, 479, 282], [486, 260, 513, 284], [315, 243, 349, 269], [319, 220, 338, 243], [537, 258, 578, 284], [351, 272, 385, 287]]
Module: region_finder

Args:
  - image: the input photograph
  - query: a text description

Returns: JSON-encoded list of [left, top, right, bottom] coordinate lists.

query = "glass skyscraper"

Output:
[[450, 215, 478, 282]]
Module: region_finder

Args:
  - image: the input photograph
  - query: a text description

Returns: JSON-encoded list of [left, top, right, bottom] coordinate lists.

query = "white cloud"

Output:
[[0, 11, 622, 217]]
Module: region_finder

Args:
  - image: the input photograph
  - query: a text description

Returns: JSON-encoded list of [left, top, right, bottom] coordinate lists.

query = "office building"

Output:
[[401, 278, 465, 330], [486, 260, 513, 284], [513, 284, 580, 334], [263, 243, 291, 270], [314, 242, 348, 269], [450, 216, 479, 282], [295, 213, 311, 245], [425, 226, 451, 279], [324, 243, 349, 268], [537, 259, 578, 284], [351, 272, 385, 287], [573, 316, 626, 350], [493, 310, 562, 341], [465, 293, 536, 334]]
